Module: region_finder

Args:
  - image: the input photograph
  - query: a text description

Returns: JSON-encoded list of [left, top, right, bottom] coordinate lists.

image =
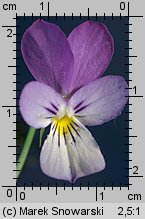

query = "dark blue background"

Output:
[[16, 16, 129, 187]]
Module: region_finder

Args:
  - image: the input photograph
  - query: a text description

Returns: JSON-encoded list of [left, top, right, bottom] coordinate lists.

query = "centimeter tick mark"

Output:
[[2, 25, 20, 28], [112, 13, 114, 20], [56, 183, 58, 195], [88, 183, 90, 190], [48, 2, 49, 20], [96, 13, 98, 20], [16, 183, 18, 201], [111, 183, 114, 190], [88, 8, 89, 20], [104, 13, 106, 20], [125, 175, 143, 178], [2, 105, 20, 108], [125, 95, 143, 98], [8, 145, 20, 148], [96, 183, 98, 201]]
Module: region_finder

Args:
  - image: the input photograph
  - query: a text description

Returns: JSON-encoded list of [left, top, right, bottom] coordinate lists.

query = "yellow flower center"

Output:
[[53, 115, 74, 135]]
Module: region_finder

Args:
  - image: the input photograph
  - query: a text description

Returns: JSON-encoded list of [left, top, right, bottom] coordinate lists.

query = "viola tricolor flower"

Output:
[[20, 19, 128, 182]]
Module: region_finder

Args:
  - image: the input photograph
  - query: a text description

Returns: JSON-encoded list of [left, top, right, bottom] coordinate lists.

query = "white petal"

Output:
[[40, 124, 72, 181], [20, 81, 66, 129], [40, 119, 105, 182], [69, 76, 128, 126]]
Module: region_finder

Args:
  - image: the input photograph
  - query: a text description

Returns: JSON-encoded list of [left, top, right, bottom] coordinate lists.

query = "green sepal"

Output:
[[39, 128, 45, 147]]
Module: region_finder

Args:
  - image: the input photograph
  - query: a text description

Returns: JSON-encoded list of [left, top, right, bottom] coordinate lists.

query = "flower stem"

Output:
[[16, 127, 36, 180]]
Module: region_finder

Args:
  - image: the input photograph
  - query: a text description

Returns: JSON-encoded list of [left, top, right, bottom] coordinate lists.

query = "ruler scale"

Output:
[[0, 0, 144, 218]]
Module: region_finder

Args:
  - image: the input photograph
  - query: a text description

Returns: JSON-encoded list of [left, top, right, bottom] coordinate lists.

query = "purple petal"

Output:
[[20, 81, 66, 128], [40, 120, 105, 182], [68, 21, 114, 93], [69, 76, 128, 126], [21, 19, 74, 95]]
